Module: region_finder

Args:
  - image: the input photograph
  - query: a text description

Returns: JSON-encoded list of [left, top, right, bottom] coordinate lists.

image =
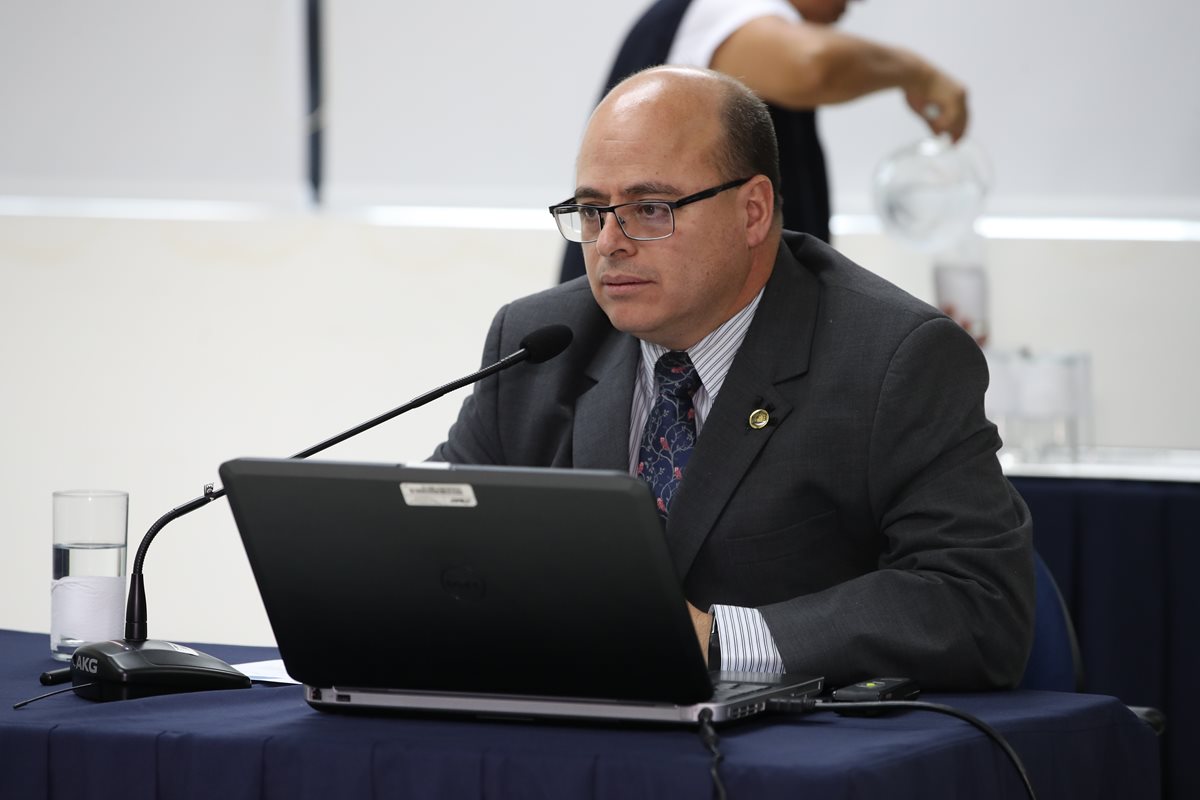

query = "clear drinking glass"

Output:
[[986, 351, 1093, 464], [50, 490, 129, 661]]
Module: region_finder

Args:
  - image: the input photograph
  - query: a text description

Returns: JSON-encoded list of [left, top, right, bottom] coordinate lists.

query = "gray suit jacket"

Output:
[[434, 232, 1034, 690]]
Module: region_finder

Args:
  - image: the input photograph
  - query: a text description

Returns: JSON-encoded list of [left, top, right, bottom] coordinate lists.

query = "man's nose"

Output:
[[595, 209, 632, 257]]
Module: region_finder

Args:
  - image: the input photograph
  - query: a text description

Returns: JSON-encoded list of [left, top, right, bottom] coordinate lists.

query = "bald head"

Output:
[[596, 65, 729, 120], [584, 67, 783, 220], [572, 66, 783, 350]]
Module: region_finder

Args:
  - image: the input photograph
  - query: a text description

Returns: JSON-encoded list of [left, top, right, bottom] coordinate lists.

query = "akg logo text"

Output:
[[72, 655, 98, 674]]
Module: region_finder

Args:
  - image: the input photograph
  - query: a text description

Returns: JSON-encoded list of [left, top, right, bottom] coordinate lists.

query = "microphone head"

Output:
[[520, 324, 573, 363]]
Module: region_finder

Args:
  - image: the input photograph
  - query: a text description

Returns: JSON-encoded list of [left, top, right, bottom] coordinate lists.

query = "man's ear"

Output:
[[742, 175, 775, 247]]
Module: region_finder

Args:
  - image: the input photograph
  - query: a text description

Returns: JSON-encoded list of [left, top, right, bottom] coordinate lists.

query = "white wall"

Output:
[[2, 215, 1198, 646], [0, 215, 559, 646]]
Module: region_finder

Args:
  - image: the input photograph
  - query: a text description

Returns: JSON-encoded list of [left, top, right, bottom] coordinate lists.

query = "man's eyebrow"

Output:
[[572, 186, 605, 203], [624, 181, 684, 198], [572, 182, 684, 203]]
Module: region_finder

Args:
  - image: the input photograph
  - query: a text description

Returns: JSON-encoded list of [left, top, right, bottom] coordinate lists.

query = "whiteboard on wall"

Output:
[[322, 0, 648, 210], [2, 1, 1196, 220], [821, 0, 1200, 218], [323, 0, 1200, 219], [0, 2, 308, 206]]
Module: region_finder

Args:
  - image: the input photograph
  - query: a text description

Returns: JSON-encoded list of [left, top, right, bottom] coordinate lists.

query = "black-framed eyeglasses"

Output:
[[548, 177, 752, 244]]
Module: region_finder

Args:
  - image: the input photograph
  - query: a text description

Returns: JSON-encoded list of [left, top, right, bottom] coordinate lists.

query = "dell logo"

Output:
[[441, 566, 486, 601], [72, 655, 98, 674]]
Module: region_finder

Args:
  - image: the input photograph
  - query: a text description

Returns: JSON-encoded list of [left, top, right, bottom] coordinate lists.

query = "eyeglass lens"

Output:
[[556, 202, 674, 243]]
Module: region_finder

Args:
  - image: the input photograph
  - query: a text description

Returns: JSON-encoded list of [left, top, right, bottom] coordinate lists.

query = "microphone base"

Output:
[[69, 638, 252, 702]]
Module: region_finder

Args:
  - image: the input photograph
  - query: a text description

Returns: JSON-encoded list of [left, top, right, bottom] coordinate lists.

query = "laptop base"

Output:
[[306, 672, 823, 725]]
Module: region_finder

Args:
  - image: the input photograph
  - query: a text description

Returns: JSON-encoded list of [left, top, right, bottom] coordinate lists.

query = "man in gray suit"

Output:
[[434, 66, 1033, 690]]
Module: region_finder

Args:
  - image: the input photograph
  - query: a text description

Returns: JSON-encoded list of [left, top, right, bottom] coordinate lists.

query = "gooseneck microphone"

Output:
[[69, 324, 573, 702]]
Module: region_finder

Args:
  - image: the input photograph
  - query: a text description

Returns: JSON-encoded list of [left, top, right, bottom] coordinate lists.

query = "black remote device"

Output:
[[832, 677, 920, 703], [830, 677, 920, 715]]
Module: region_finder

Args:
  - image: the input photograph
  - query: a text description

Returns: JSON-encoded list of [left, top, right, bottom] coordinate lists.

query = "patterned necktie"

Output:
[[637, 351, 701, 524]]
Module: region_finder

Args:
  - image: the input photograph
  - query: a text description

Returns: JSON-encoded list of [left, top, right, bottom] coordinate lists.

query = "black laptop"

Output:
[[218, 457, 822, 724]]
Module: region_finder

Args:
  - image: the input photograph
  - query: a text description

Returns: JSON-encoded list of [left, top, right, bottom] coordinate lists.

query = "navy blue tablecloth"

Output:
[[1011, 476, 1200, 800], [1, 629, 1158, 799]]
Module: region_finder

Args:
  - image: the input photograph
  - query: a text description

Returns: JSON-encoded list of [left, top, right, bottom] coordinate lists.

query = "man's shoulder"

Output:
[[782, 231, 943, 326]]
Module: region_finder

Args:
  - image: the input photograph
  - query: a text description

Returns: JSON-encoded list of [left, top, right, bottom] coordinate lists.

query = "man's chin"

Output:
[[598, 306, 656, 341]]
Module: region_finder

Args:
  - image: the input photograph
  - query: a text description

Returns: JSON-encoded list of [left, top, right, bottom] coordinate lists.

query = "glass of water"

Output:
[[50, 490, 128, 661]]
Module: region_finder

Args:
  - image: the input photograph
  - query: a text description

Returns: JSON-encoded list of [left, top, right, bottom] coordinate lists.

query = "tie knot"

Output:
[[654, 351, 700, 399]]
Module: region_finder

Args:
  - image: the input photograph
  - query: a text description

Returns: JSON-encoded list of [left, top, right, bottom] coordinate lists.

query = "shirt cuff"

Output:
[[711, 604, 785, 673]]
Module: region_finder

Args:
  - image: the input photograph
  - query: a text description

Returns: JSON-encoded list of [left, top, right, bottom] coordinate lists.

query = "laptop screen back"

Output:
[[219, 458, 714, 705]]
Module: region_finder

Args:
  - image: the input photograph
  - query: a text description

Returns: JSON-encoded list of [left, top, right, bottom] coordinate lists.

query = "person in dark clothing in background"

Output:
[[560, 0, 968, 283]]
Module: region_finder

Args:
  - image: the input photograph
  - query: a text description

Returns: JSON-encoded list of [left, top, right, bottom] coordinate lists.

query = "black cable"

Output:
[[805, 699, 1037, 800], [13, 682, 98, 710], [696, 708, 728, 800]]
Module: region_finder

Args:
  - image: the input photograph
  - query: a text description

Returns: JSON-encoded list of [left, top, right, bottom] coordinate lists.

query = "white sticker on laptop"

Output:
[[399, 482, 478, 507]]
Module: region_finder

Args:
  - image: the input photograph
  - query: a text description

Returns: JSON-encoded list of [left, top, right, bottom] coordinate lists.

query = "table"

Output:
[[1008, 468, 1200, 800], [1, 630, 1158, 799]]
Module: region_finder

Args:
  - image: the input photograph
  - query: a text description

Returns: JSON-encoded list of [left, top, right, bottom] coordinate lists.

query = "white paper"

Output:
[[230, 659, 299, 684]]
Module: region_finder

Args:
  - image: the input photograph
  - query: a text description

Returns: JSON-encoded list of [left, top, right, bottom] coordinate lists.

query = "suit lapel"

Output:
[[572, 332, 639, 471], [665, 239, 821, 578]]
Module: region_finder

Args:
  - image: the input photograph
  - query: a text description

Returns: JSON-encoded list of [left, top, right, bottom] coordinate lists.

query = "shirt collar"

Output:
[[637, 287, 765, 396]]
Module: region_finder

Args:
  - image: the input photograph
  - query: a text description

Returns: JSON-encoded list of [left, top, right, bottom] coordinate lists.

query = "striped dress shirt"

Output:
[[628, 288, 785, 673]]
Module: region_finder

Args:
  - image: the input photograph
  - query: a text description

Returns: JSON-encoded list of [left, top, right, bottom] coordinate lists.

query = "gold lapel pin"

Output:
[[748, 408, 770, 430]]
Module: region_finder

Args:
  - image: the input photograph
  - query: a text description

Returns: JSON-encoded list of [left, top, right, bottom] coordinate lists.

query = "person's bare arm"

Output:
[[712, 16, 967, 140]]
